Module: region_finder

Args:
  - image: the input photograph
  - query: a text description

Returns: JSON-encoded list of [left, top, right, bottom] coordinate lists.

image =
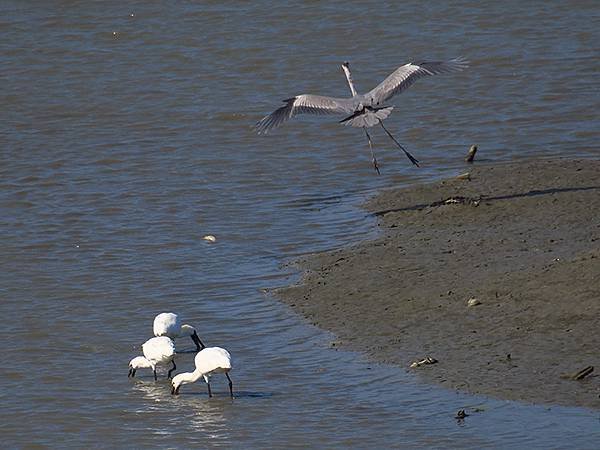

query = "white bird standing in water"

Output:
[[255, 57, 468, 173], [171, 347, 233, 398], [128, 336, 177, 381], [153, 312, 205, 352]]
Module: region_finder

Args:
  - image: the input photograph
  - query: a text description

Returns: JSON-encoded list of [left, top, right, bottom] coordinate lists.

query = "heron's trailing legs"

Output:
[[364, 128, 380, 175], [378, 121, 420, 167]]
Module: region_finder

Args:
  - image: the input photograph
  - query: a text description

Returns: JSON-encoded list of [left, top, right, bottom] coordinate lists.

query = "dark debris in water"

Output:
[[455, 409, 469, 420]]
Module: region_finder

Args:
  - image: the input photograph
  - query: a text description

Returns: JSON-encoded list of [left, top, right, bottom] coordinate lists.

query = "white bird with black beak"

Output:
[[171, 347, 233, 398], [255, 57, 468, 173], [128, 336, 176, 381], [153, 312, 205, 352]]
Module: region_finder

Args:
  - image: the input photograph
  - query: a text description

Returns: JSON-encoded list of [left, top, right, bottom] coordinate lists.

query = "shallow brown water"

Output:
[[2, 1, 599, 448]]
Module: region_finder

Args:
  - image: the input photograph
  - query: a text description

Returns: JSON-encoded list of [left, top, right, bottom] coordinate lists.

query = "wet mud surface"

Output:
[[278, 159, 600, 408]]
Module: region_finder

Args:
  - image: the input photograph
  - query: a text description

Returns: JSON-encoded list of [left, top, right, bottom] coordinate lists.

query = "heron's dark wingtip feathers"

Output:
[[254, 116, 272, 135], [413, 57, 469, 75], [253, 117, 266, 135], [449, 56, 469, 70], [255, 101, 291, 134], [452, 56, 469, 64]]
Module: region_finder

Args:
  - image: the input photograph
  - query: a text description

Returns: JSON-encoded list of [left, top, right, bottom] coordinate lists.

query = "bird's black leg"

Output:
[[226, 373, 234, 399], [168, 360, 176, 379], [128, 368, 136, 378], [206, 381, 213, 398], [364, 128, 380, 174], [153, 369, 158, 381], [379, 121, 420, 167]]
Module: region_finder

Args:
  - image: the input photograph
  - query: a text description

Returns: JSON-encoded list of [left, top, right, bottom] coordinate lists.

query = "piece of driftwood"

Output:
[[560, 365, 594, 380], [429, 196, 481, 208], [465, 145, 478, 162], [410, 356, 438, 368]]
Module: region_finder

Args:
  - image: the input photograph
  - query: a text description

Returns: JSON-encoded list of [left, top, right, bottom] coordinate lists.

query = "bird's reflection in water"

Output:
[[131, 379, 274, 445], [132, 379, 231, 441], [131, 380, 173, 411]]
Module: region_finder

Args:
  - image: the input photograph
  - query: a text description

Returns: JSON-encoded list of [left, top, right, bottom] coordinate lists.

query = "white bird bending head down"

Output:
[[128, 336, 177, 381], [171, 347, 233, 398], [128, 356, 152, 377]]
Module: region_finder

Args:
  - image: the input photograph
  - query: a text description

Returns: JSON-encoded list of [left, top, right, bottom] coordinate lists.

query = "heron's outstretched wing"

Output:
[[366, 57, 469, 105], [255, 94, 354, 134]]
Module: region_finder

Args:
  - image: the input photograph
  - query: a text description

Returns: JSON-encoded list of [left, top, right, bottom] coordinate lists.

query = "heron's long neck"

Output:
[[342, 65, 358, 97]]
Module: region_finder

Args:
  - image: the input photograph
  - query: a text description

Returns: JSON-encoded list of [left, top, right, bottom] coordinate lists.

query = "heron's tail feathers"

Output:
[[340, 106, 394, 128]]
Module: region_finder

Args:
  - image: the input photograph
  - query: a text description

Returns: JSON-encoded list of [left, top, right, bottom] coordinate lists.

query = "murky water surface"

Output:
[[2, 1, 599, 447]]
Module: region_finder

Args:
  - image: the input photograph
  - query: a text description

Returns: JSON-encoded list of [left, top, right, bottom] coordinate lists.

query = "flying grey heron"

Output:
[[255, 57, 468, 173]]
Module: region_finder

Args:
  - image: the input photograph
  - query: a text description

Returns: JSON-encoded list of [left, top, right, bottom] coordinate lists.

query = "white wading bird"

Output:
[[153, 312, 205, 352], [128, 336, 177, 381], [255, 57, 468, 173], [171, 347, 233, 398]]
